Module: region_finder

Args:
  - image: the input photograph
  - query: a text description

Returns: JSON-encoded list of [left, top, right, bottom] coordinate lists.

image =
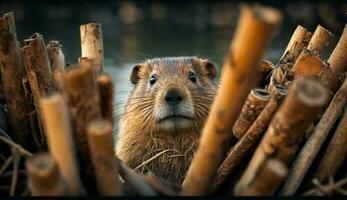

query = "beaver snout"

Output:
[[164, 88, 183, 106]]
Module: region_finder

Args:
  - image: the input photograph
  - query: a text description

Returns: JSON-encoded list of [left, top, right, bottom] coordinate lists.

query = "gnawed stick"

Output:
[[80, 23, 103, 74], [292, 49, 326, 76], [235, 158, 288, 196], [87, 119, 121, 196], [314, 106, 347, 182], [328, 25, 347, 73], [307, 25, 333, 53], [235, 77, 329, 195], [97, 75, 114, 124], [40, 94, 82, 195], [181, 5, 282, 195], [257, 60, 275, 87], [62, 64, 101, 192], [213, 84, 287, 192], [26, 152, 67, 196], [46, 40, 65, 87], [0, 12, 32, 149], [233, 88, 270, 139], [280, 76, 347, 196]]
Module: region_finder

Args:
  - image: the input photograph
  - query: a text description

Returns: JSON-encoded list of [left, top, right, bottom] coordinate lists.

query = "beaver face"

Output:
[[127, 57, 217, 133]]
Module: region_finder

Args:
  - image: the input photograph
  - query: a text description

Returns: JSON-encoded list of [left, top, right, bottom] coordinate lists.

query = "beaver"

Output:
[[116, 57, 218, 185]]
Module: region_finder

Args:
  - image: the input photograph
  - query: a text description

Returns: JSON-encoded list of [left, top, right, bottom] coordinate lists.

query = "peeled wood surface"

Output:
[[0, 12, 32, 148], [181, 5, 282, 195], [235, 77, 328, 195], [328, 25, 347, 73], [40, 94, 82, 195], [87, 119, 121, 196], [307, 25, 333, 53], [280, 77, 347, 196], [26, 153, 67, 196], [292, 50, 326, 76]]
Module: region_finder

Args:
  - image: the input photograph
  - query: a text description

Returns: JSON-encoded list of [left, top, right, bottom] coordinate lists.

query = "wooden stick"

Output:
[[307, 25, 334, 53], [0, 12, 32, 149], [233, 88, 270, 139], [257, 60, 275, 87], [292, 49, 326, 76], [26, 152, 67, 196], [40, 94, 82, 195], [235, 77, 328, 195], [280, 77, 347, 195], [80, 23, 103, 74], [235, 158, 288, 196], [314, 106, 347, 182], [213, 84, 287, 192], [62, 64, 101, 191], [46, 40, 65, 87], [320, 67, 345, 95], [87, 119, 121, 196], [181, 5, 282, 195], [328, 25, 347, 73], [97, 75, 114, 124]]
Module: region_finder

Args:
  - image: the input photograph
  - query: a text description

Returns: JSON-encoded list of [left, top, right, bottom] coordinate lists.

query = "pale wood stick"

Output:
[[40, 94, 82, 195], [181, 5, 282, 195], [97, 75, 114, 124], [87, 119, 121, 196], [292, 49, 326, 76], [314, 106, 347, 182], [235, 77, 329, 195], [26, 152, 67, 196], [213, 84, 287, 192], [0, 12, 32, 148], [62, 64, 101, 191], [280, 77, 347, 195], [46, 40, 65, 87], [80, 23, 103, 74], [235, 158, 288, 196], [328, 25, 347, 73], [307, 25, 334, 53], [233, 88, 270, 139]]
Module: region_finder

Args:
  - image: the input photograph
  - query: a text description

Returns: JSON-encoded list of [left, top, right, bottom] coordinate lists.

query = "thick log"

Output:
[[307, 25, 333, 53], [314, 106, 347, 182], [235, 77, 328, 195], [0, 12, 32, 148], [328, 25, 347, 73], [46, 40, 64, 87], [26, 153, 67, 196], [280, 77, 347, 195], [97, 75, 114, 124], [232, 88, 270, 139], [62, 64, 101, 192], [40, 94, 82, 195], [213, 84, 287, 192], [181, 5, 282, 195], [87, 119, 121, 196], [80, 23, 103, 74], [235, 158, 288, 196]]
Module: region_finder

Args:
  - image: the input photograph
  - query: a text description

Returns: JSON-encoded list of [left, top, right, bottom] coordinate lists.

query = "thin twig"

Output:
[[303, 176, 347, 196], [0, 156, 13, 176], [10, 148, 19, 196], [0, 135, 33, 157]]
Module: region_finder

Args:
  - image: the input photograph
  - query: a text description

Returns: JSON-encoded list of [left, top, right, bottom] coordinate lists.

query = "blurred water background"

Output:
[[0, 0, 346, 132]]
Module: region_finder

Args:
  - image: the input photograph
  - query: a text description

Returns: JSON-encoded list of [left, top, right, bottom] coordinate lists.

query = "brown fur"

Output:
[[116, 57, 218, 185]]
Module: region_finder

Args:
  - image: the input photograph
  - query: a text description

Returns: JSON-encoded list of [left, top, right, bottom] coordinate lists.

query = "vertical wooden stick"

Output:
[[307, 25, 333, 53], [235, 158, 288, 196], [26, 152, 67, 196], [80, 23, 103, 74], [280, 77, 347, 196], [46, 40, 65, 87], [235, 77, 328, 195], [97, 74, 114, 124], [313, 106, 347, 182], [40, 94, 82, 195], [233, 88, 271, 139], [181, 5, 282, 195], [0, 12, 32, 148], [328, 25, 347, 73], [87, 119, 121, 196]]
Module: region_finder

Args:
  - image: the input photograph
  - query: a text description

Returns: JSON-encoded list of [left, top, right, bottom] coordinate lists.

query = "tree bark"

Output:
[[328, 25, 347, 73], [181, 5, 282, 195]]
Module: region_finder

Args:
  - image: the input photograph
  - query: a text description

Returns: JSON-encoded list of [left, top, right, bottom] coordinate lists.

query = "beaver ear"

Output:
[[201, 60, 217, 80], [130, 64, 142, 84]]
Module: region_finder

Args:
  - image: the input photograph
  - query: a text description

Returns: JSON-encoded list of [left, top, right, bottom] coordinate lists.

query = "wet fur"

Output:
[[116, 57, 217, 185]]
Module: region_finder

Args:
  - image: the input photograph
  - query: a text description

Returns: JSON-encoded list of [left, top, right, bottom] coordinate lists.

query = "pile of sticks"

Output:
[[0, 4, 346, 196]]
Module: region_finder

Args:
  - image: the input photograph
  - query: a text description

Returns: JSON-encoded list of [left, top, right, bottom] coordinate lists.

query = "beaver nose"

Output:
[[165, 89, 183, 106]]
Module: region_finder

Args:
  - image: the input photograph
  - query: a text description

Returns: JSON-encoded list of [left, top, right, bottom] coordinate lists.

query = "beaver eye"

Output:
[[149, 74, 157, 85], [189, 72, 197, 83]]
